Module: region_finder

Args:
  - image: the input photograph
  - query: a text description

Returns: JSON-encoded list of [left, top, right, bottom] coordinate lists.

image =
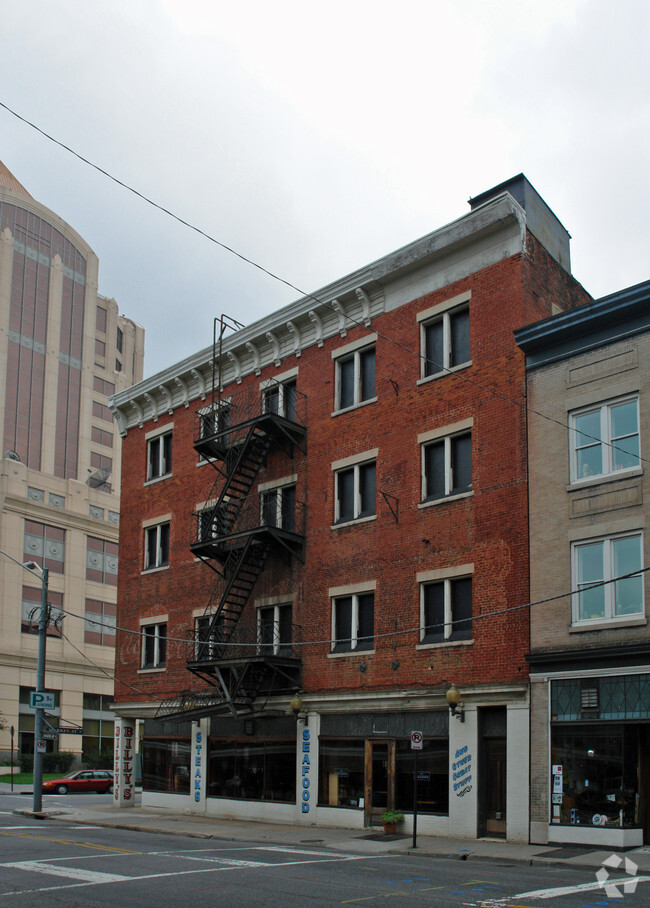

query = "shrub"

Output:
[[381, 809, 405, 825]]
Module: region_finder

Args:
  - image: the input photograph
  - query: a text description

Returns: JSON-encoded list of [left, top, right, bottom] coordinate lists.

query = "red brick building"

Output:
[[111, 175, 590, 840]]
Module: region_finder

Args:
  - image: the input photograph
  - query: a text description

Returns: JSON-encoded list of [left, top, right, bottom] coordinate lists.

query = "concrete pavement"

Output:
[[4, 780, 650, 875]]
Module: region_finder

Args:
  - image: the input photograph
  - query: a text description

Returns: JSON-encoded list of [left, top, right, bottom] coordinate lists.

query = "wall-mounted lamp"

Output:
[[446, 683, 465, 723], [290, 694, 307, 725]]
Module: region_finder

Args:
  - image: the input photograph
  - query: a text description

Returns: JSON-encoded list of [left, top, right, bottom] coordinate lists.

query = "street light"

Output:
[[0, 550, 50, 815], [23, 560, 49, 814]]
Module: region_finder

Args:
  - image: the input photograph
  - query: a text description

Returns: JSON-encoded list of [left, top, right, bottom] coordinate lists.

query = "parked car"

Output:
[[42, 770, 114, 794]]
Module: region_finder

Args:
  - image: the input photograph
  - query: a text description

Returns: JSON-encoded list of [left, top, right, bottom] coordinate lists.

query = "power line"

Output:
[[1, 101, 644, 467]]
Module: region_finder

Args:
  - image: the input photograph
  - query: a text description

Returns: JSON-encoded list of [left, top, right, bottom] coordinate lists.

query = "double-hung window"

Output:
[[420, 576, 472, 643], [331, 592, 374, 652], [260, 483, 296, 532], [418, 295, 470, 380], [570, 396, 640, 482], [141, 622, 167, 669], [422, 431, 471, 501], [263, 377, 297, 421], [258, 604, 292, 655], [147, 429, 172, 481], [334, 454, 376, 524], [333, 337, 376, 412], [144, 522, 170, 570], [572, 532, 644, 624]]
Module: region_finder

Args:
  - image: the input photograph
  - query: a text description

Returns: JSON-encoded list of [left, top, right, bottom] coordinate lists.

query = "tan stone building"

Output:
[[517, 280, 650, 848], [0, 161, 144, 767]]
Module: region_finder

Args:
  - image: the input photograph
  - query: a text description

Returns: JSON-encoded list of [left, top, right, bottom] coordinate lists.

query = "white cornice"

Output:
[[111, 193, 525, 435]]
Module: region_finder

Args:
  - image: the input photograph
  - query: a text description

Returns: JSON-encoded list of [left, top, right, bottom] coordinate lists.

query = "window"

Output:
[[24, 520, 65, 574], [421, 305, 470, 378], [263, 378, 297, 421], [94, 377, 115, 397], [261, 484, 296, 532], [258, 604, 292, 655], [572, 532, 644, 624], [92, 400, 113, 422], [96, 306, 107, 333], [421, 576, 472, 643], [86, 537, 119, 585], [194, 613, 223, 659], [332, 592, 374, 652], [116, 326, 124, 354], [90, 452, 112, 490], [21, 587, 63, 637], [198, 400, 230, 442], [92, 426, 113, 447], [142, 622, 166, 669], [82, 694, 114, 764], [422, 431, 472, 501], [335, 345, 376, 411], [84, 599, 117, 646], [115, 359, 122, 372], [571, 397, 640, 482], [144, 522, 170, 570], [95, 338, 106, 358], [335, 460, 376, 524], [147, 431, 172, 481]]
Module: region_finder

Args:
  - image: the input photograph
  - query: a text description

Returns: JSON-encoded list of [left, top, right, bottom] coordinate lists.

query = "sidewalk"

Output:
[[4, 781, 650, 874]]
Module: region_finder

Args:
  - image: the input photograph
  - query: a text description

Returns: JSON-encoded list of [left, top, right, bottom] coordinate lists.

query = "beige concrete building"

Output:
[[517, 280, 650, 848], [0, 161, 144, 767]]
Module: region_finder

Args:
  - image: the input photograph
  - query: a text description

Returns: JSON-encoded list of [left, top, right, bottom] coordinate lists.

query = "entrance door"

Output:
[[364, 740, 395, 827], [639, 726, 650, 844], [482, 737, 506, 837]]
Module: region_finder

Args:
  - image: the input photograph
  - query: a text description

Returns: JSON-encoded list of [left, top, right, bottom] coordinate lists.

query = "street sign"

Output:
[[29, 691, 55, 710], [410, 730, 423, 750], [58, 727, 83, 735], [416, 771, 430, 782], [43, 732, 59, 740]]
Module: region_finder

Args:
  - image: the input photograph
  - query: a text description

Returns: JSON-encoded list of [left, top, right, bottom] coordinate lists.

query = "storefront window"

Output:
[[551, 726, 639, 828], [395, 738, 449, 815], [318, 739, 365, 808], [207, 739, 295, 802], [142, 737, 191, 793]]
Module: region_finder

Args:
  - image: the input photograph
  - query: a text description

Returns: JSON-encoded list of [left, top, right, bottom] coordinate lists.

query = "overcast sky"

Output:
[[2, 0, 649, 379]]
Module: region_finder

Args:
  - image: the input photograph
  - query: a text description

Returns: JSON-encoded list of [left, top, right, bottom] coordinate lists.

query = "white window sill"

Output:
[[331, 514, 377, 530], [417, 361, 472, 386], [331, 397, 378, 418], [416, 639, 474, 650], [144, 474, 172, 487], [568, 467, 643, 490], [138, 666, 167, 673], [328, 649, 375, 659], [418, 490, 474, 509], [570, 616, 647, 632], [141, 564, 170, 575]]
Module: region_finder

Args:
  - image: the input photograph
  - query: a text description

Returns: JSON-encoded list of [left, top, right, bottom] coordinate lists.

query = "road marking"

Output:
[[4, 861, 130, 883], [0, 829, 138, 852], [474, 874, 650, 903]]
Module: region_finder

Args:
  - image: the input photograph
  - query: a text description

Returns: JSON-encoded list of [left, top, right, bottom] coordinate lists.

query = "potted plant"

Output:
[[380, 809, 404, 835]]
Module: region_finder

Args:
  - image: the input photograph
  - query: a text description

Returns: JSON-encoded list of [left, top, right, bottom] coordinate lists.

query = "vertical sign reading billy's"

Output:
[[114, 718, 136, 807]]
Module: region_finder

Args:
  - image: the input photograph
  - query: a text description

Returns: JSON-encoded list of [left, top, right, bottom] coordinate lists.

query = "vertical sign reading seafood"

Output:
[[114, 718, 136, 807]]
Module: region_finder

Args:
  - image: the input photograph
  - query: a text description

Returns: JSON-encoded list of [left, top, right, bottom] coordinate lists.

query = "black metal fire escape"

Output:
[[179, 378, 307, 718]]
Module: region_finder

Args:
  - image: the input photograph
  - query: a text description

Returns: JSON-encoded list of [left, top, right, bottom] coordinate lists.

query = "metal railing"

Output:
[[191, 493, 306, 548], [188, 621, 302, 664]]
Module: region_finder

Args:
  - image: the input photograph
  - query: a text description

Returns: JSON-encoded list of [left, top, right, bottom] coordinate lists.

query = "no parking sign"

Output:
[[410, 730, 423, 750]]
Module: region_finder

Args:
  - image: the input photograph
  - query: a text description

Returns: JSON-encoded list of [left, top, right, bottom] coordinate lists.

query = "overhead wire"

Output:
[[0, 100, 644, 466]]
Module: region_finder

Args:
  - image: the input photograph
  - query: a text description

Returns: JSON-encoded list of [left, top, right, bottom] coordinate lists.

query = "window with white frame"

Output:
[[572, 532, 644, 624], [261, 484, 296, 532], [141, 622, 166, 669], [194, 613, 223, 660], [422, 431, 472, 501], [147, 430, 172, 481], [570, 396, 640, 482], [335, 460, 376, 524], [335, 344, 376, 411], [144, 522, 170, 570], [332, 592, 374, 652], [263, 378, 297, 421], [421, 304, 470, 379], [198, 400, 230, 441], [258, 604, 292, 655], [421, 576, 472, 643]]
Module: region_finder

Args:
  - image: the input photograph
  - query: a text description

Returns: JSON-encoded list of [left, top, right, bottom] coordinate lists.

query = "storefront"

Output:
[[547, 673, 650, 847], [132, 689, 529, 842]]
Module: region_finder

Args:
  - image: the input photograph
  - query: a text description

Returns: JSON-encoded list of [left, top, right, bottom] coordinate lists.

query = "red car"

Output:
[[42, 770, 114, 794]]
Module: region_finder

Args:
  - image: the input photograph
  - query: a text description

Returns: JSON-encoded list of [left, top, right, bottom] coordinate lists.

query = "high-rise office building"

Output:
[[0, 160, 144, 767]]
